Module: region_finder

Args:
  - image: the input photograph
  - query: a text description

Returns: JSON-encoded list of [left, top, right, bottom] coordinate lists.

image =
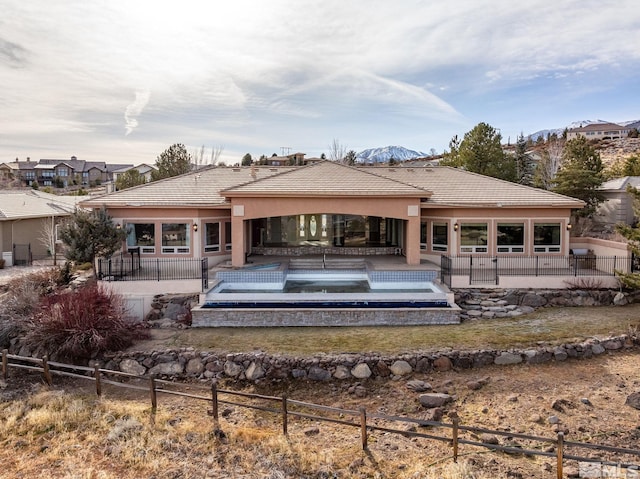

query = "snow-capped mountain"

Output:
[[528, 119, 638, 141], [356, 146, 427, 164]]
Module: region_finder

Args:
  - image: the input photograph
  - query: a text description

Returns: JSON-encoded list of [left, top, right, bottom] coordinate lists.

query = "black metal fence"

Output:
[[441, 254, 636, 288], [97, 255, 209, 290]]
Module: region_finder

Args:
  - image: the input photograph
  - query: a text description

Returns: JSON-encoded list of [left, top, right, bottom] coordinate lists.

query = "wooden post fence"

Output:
[[557, 432, 564, 479], [282, 394, 288, 436], [360, 407, 368, 450], [209, 382, 219, 421], [2, 349, 7, 381], [149, 376, 157, 412], [42, 355, 52, 386], [94, 365, 102, 396], [452, 417, 460, 463]]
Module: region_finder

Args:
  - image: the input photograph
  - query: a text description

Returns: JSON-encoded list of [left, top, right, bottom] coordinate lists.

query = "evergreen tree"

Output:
[[456, 122, 516, 181], [241, 153, 253, 166], [514, 132, 534, 186], [552, 137, 604, 217], [115, 169, 146, 190], [59, 207, 125, 277], [440, 134, 461, 167], [151, 143, 192, 181], [343, 150, 357, 166]]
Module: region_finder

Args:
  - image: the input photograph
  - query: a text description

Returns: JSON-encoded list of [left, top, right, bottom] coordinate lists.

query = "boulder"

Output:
[[308, 366, 331, 381], [245, 362, 265, 381], [351, 363, 372, 379], [494, 352, 522, 365], [389, 360, 413, 376], [149, 361, 184, 376], [418, 393, 453, 408], [119, 359, 146, 376]]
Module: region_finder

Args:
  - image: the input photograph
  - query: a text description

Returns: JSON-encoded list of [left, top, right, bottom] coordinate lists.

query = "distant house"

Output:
[[596, 176, 640, 227], [2, 156, 133, 188], [0, 190, 82, 265], [567, 123, 630, 141]]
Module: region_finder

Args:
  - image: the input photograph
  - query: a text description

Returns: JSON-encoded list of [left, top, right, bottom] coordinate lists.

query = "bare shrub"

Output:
[[3, 269, 62, 317], [24, 283, 148, 360], [563, 277, 604, 290]]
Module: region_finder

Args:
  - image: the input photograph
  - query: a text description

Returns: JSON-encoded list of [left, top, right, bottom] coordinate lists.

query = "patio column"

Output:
[[405, 205, 421, 265], [231, 204, 247, 267]]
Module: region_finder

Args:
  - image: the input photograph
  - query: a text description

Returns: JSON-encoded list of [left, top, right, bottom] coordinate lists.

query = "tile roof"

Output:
[[80, 165, 295, 208], [80, 161, 584, 209], [0, 190, 81, 220], [222, 161, 431, 197], [600, 176, 640, 191]]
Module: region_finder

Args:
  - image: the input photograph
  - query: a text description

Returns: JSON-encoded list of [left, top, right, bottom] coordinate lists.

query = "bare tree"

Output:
[[39, 216, 59, 266], [534, 137, 565, 189], [328, 138, 347, 163], [210, 145, 224, 165]]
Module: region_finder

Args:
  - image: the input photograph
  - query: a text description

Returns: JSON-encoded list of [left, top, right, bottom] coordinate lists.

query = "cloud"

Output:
[[124, 90, 151, 136], [0, 37, 28, 68]]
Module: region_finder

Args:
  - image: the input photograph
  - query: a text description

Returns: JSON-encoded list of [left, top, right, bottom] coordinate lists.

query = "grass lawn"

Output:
[[148, 303, 640, 356]]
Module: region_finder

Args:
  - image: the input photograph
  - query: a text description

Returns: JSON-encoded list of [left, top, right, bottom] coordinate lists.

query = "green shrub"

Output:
[[25, 283, 148, 360]]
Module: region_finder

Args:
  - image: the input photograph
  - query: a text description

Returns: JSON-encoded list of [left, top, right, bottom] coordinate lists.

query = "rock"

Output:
[[521, 293, 547, 308], [308, 366, 331, 381], [551, 398, 572, 412], [419, 407, 444, 426], [186, 358, 204, 375], [245, 362, 265, 381], [433, 356, 452, 372], [553, 347, 568, 362], [375, 360, 392, 376], [353, 385, 367, 398], [351, 363, 372, 379], [625, 392, 640, 410], [591, 343, 606, 355], [303, 426, 320, 436], [149, 361, 184, 376], [406, 380, 432, 392], [481, 433, 500, 445], [467, 378, 489, 391], [291, 369, 307, 379], [613, 291, 628, 305], [333, 365, 351, 380], [548, 415, 560, 425], [119, 359, 146, 376], [580, 397, 592, 406], [494, 352, 522, 365], [224, 361, 244, 378], [389, 360, 413, 376], [418, 393, 453, 408], [602, 339, 623, 350]]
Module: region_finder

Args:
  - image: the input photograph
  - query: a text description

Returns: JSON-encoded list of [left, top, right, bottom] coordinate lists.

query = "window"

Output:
[[534, 223, 561, 253], [126, 223, 156, 253], [225, 221, 232, 251], [205, 222, 220, 252], [420, 221, 427, 250], [432, 223, 448, 252], [161, 223, 190, 254], [57, 167, 68, 177], [497, 223, 524, 253], [460, 223, 488, 253]]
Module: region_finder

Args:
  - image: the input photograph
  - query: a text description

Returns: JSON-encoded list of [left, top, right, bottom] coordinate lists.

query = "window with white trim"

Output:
[[205, 222, 220, 252], [432, 223, 448, 252], [497, 223, 524, 253], [224, 221, 232, 251], [534, 223, 561, 253], [460, 223, 488, 253], [161, 223, 190, 254], [126, 223, 156, 254]]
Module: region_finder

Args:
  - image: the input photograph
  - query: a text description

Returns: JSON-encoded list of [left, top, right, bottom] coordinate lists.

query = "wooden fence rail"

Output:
[[3, 349, 640, 478]]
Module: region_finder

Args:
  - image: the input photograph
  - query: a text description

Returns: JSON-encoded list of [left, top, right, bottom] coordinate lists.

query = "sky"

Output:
[[2, 1, 640, 166]]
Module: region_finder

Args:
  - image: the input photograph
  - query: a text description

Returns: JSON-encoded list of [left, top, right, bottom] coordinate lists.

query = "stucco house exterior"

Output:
[[567, 122, 630, 141], [80, 161, 585, 270], [0, 190, 81, 265], [596, 176, 640, 227]]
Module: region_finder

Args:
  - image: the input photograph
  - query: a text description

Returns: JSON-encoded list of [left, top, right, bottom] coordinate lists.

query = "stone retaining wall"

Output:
[[100, 334, 638, 383]]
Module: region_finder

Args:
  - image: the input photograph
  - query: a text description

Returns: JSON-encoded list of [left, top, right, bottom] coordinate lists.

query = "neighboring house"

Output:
[[596, 176, 640, 227], [567, 123, 630, 141], [0, 190, 81, 265], [111, 163, 157, 187], [2, 156, 133, 188], [80, 161, 584, 268]]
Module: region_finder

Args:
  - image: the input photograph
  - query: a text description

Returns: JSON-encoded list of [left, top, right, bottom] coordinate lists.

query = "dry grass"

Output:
[[144, 303, 640, 355], [3, 351, 640, 478]]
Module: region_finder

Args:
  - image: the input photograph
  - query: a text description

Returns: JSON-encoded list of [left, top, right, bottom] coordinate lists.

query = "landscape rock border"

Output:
[[98, 333, 638, 384]]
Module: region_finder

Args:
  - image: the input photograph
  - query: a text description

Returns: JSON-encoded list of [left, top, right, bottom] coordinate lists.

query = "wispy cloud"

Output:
[[124, 90, 150, 136], [0, 37, 28, 68]]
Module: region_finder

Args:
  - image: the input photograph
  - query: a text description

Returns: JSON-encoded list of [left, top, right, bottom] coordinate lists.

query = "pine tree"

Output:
[[59, 207, 125, 277], [151, 143, 192, 181], [457, 122, 516, 181], [552, 137, 604, 217], [514, 132, 534, 186], [115, 169, 146, 190]]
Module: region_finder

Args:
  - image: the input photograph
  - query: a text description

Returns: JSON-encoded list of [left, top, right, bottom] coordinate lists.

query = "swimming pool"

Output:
[[191, 263, 460, 327]]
